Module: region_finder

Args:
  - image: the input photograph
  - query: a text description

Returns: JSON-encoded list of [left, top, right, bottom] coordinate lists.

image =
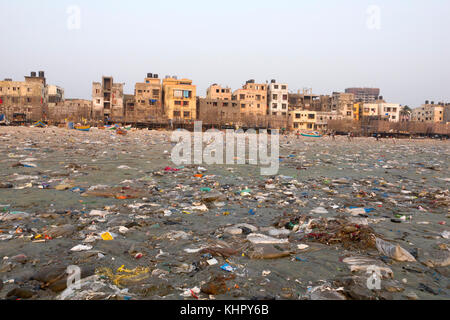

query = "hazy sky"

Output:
[[1, 0, 449, 107]]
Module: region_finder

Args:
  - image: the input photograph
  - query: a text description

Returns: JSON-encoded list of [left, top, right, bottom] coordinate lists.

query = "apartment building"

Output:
[[345, 88, 380, 103], [379, 103, 401, 122], [197, 97, 241, 126], [332, 92, 355, 119], [206, 84, 232, 100], [232, 80, 267, 117], [0, 71, 47, 122], [289, 89, 325, 111], [133, 73, 163, 122], [92, 76, 124, 122], [412, 102, 448, 123], [162, 77, 196, 121], [267, 80, 288, 116], [47, 85, 65, 104], [289, 110, 338, 131]]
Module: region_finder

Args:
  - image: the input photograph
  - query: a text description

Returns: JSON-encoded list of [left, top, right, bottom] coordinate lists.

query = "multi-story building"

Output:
[[412, 102, 448, 123], [232, 80, 267, 117], [379, 103, 401, 122], [206, 84, 232, 100], [47, 85, 65, 105], [289, 110, 338, 131], [288, 89, 330, 111], [92, 76, 124, 122], [267, 80, 288, 116], [197, 97, 241, 126], [162, 77, 196, 121], [361, 103, 380, 118], [133, 73, 163, 122], [0, 71, 48, 122], [332, 92, 355, 119], [345, 88, 380, 103]]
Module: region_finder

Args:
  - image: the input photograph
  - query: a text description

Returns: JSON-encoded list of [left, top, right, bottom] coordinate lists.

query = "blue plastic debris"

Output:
[[220, 264, 235, 272]]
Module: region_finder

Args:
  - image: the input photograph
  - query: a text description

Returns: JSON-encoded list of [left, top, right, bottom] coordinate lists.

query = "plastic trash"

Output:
[[375, 237, 416, 262]]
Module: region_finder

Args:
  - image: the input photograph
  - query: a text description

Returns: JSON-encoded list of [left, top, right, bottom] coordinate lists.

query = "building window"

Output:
[[240, 94, 245, 100], [183, 101, 189, 106], [295, 114, 300, 119], [223, 102, 229, 107], [213, 102, 218, 106], [282, 85, 287, 90], [241, 104, 245, 109], [183, 111, 190, 117], [175, 101, 182, 105], [274, 85, 279, 89], [173, 111, 181, 117], [282, 104, 287, 109]]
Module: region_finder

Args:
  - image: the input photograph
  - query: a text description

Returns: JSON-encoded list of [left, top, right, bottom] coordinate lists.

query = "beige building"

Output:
[[289, 89, 332, 112], [48, 99, 92, 122], [412, 102, 447, 123], [289, 110, 338, 131], [0, 71, 47, 122], [133, 73, 163, 122], [197, 97, 241, 126], [379, 103, 401, 122], [92, 76, 124, 122], [232, 80, 267, 117], [206, 84, 232, 100], [162, 77, 196, 121], [332, 92, 355, 119]]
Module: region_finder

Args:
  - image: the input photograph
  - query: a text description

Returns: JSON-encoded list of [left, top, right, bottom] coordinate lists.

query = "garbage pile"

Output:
[[0, 126, 448, 300]]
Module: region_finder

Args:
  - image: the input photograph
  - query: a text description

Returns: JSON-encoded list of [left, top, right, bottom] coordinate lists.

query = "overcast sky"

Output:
[[1, 0, 449, 107]]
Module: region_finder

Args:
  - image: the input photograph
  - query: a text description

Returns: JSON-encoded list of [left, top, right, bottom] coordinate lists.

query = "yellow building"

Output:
[[162, 77, 196, 120], [289, 110, 337, 131], [353, 103, 361, 121]]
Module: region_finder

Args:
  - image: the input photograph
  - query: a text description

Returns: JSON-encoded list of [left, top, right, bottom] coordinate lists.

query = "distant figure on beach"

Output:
[[347, 132, 353, 142], [296, 131, 300, 139], [331, 131, 336, 141]]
